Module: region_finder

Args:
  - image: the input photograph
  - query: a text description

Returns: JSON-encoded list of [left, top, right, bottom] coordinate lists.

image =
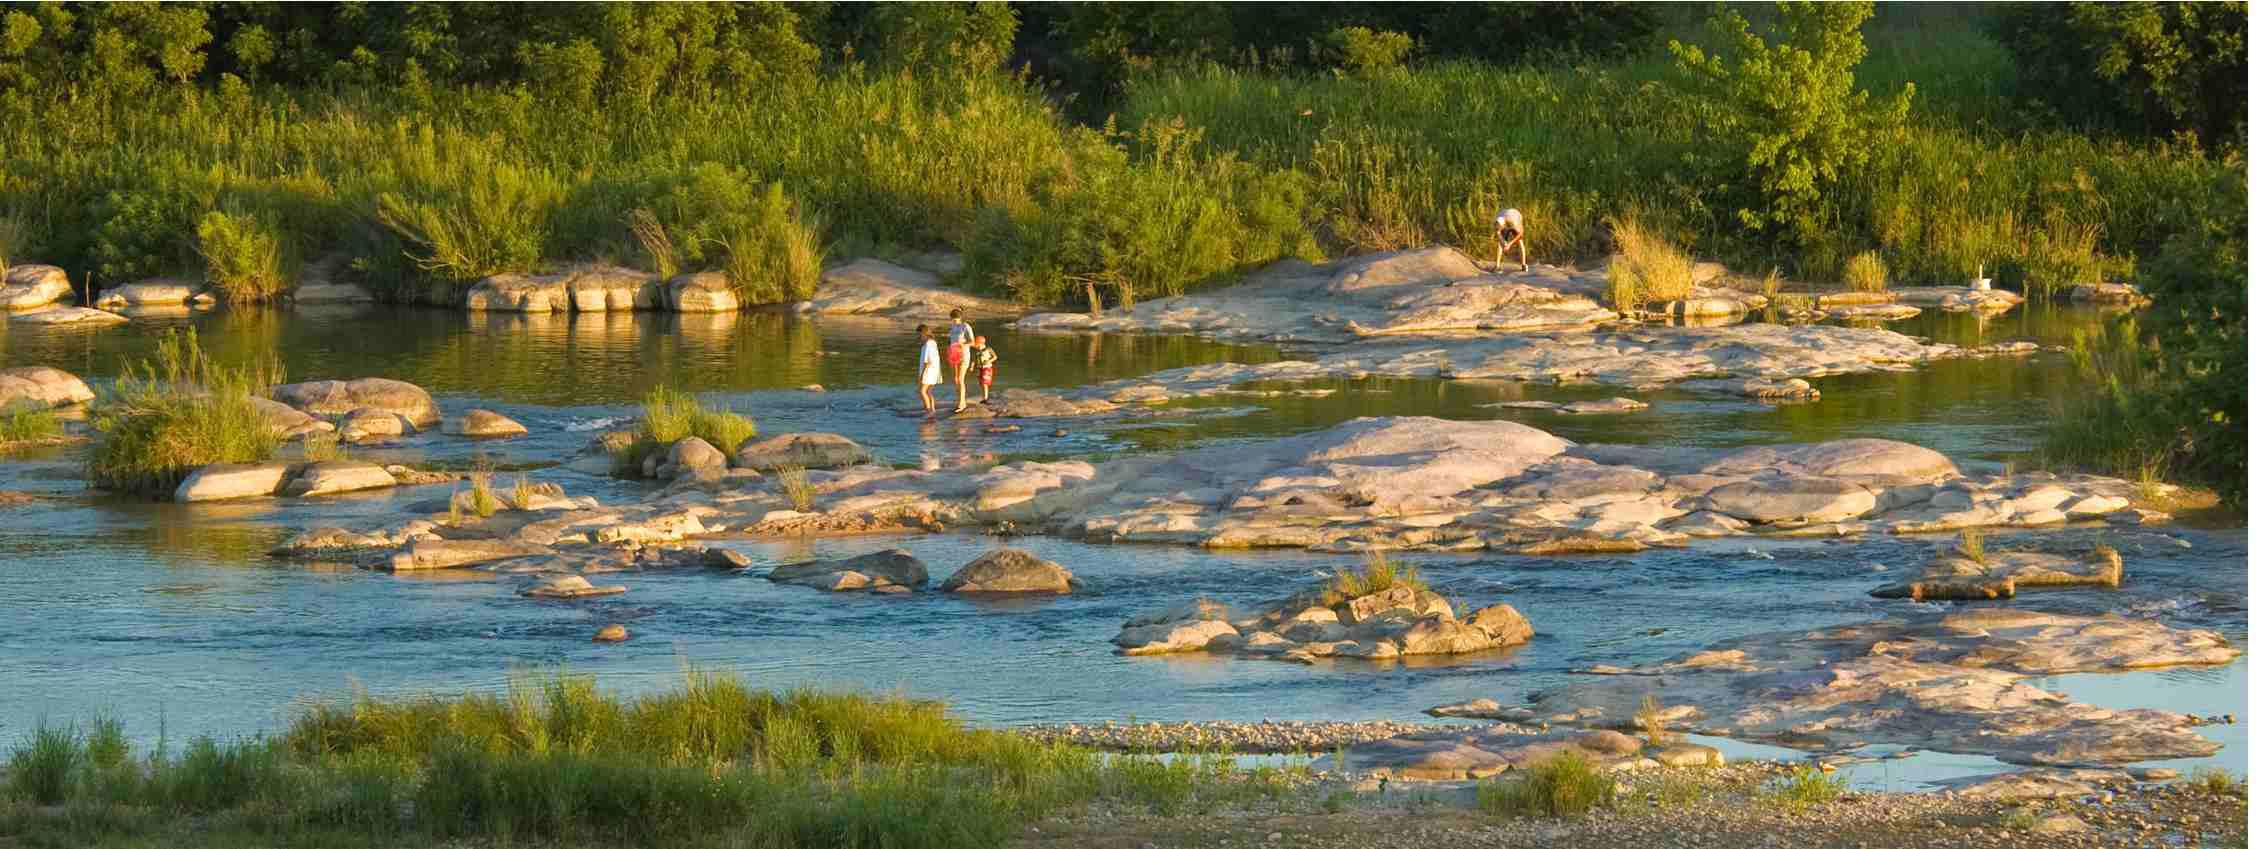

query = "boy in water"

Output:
[[915, 324, 942, 417], [971, 335, 998, 403]]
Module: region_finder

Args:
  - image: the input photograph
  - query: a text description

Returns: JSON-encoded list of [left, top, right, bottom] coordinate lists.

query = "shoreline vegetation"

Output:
[[2, 672, 2246, 849], [0, 2, 2241, 501]]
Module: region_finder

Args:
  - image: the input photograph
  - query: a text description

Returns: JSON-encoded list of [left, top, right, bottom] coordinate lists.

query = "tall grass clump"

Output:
[[1956, 527, 1989, 564], [0, 404, 62, 443], [624, 207, 678, 280], [1477, 750, 1617, 817], [1843, 250, 1890, 293], [1764, 765, 1849, 808], [720, 182, 826, 305], [776, 464, 815, 512], [5, 720, 82, 805], [1323, 550, 1428, 605], [87, 328, 282, 495], [614, 386, 757, 474], [193, 209, 289, 303], [1605, 215, 1694, 312], [370, 123, 565, 297]]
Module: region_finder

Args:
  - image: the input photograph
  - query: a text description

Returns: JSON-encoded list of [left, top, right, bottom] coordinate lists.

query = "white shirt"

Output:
[[919, 338, 940, 370], [1496, 208, 1524, 231]]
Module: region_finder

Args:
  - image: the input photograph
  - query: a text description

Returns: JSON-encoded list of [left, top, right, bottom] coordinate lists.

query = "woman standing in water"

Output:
[[916, 324, 942, 417], [947, 309, 975, 413]]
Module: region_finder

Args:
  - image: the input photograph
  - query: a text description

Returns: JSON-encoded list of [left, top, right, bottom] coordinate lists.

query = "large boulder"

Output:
[[0, 264, 73, 310], [1324, 247, 1483, 297], [339, 408, 410, 443], [249, 397, 332, 439], [386, 538, 547, 571], [565, 265, 662, 312], [270, 378, 441, 428], [1703, 474, 1877, 524], [175, 462, 292, 502], [1705, 439, 1957, 486], [666, 272, 739, 313], [733, 432, 872, 471], [803, 259, 1015, 319], [448, 409, 528, 439], [93, 279, 204, 309], [465, 272, 570, 312], [940, 548, 1077, 594], [769, 549, 929, 592], [0, 366, 94, 409], [283, 461, 397, 497], [647, 436, 726, 480]]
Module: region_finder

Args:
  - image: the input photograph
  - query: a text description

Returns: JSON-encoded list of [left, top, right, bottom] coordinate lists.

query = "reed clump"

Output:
[[87, 329, 282, 495]]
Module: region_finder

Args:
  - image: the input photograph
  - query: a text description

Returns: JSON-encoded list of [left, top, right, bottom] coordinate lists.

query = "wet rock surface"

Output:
[[1870, 544, 2125, 600], [270, 378, 442, 428], [11, 305, 128, 326], [940, 548, 1077, 594], [768, 548, 928, 592], [0, 366, 95, 409], [1435, 609, 2240, 766], [732, 432, 871, 471], [1113, 584, 1534, 665], [0, 264, 73, 310], [802, 259, 1022, 319]]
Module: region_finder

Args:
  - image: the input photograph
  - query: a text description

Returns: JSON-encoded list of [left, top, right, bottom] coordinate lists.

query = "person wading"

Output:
[[916, 324, 942, 417], [1494, 207, 1529, 272], [946, 309, 975, 413]]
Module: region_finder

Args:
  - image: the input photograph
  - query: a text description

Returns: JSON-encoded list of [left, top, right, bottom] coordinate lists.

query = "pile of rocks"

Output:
[[767, 547, 1078, 595], [1869, 544, 2124, 600], [1113, 583, 1533, 664]]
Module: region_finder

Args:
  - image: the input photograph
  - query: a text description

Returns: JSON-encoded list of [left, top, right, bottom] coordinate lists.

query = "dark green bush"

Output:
[[1988, 2, 2246, 144]]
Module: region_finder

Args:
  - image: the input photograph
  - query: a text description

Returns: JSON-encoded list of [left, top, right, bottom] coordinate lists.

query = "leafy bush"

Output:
[[1478, 750, 1617, 817], [371, 124, 563, 294], [1843, 250, 1889, 292], [721, 182, 825, 306], [1988, 2, 2247, 143], [1327, 27, 1415, 75], [87, 328, 282, 495], [194, 209, 289, 302], [1670, 1, 1911, 247]]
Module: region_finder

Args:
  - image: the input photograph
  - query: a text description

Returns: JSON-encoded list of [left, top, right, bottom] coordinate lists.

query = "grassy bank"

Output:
[[1, 671, 1301, 849]]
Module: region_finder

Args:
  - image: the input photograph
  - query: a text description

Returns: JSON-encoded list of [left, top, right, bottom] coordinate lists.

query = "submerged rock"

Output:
[[11, 306, 127, 326], [271, 378, 441, 428], [768, 548, 928, 592], [1446, 610, 2240, 766], [448, 409, 528, 439], [0, 366, 94, 409], [593, 623, 630, 642], [940, 548, 1076, 594], [1871, 545, 2124, 600], [521, 574, 626, 599], [93, 279, 204, 309]]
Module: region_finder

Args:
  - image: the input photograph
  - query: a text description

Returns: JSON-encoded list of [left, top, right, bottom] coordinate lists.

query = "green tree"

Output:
[[1671, 1, 1912, 249], [853, 2, 1017, 75], [1988, 2, 2246, 144]]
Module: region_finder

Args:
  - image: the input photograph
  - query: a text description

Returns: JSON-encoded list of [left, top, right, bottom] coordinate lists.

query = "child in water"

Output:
[[915, 324, 942, 416], [971, 335, 998, 403]]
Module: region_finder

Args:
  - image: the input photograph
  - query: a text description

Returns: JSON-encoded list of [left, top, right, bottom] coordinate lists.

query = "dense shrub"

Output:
[[1988, 2, 2246, 144], [1842, 250, 1889, 293], [1326, 27, 1415, 75], [193, 209, 288, 302], [722, 182, 826, 305]]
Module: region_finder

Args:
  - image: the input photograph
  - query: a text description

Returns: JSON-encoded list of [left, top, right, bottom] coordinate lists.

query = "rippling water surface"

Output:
[[0, 302, 2243, 784]]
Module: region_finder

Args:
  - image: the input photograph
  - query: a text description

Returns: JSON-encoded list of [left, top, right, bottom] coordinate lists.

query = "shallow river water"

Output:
[[0, 302, 2244, 789]]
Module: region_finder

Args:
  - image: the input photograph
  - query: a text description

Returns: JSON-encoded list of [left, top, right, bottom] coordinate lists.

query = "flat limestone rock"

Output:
[[271, 378, 441, 428], [521, 574, 627, 599], [175, 463, 293, 502], [0, 264, 73, 309], [563, 265, 661, 312], [940, 548, 1076, 594], [1702, 474, 1876, 524], [0, 366, 94, 409], [1115, 581, 1530, 664], [1705, 439, 1957, 485], [93, 279, 203, 309], [387, 539, 550, 571], [1871, 546, 2124, 600], [11, 306, 127, 326], [733, 432, 872, 471], [803, 259, 1020, 319], [1934, 768, 2133, 801], [466, 272, 570, 312], [1458, 610, 2240, 766], [769, 549, 929, 592], [1334, 726, 1652, 781], [284, 461, 397, 497]]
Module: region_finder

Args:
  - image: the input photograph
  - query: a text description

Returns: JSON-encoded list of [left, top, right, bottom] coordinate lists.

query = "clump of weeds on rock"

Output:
[[1478, 750, 1616, 817]]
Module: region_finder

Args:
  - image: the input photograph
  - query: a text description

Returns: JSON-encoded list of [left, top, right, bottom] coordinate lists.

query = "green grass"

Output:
[[86, 328, 282, 496], [720, 182, 826, 305], [192, 209, 289, 303], [1606, 215, 1694, 311], [1, 671, 1292, 848], [0, 405, 62, 443], [776, 464, 816, 512], [1763, 765, 1850, 808], [1843, 250, 1890, 293], [1476, 750, 1618, 817], [1322, 550, 1428, 606], [1956, 528, 1989, 565], [2188, 767, 2245, 798], [614, 386, 759, 476]]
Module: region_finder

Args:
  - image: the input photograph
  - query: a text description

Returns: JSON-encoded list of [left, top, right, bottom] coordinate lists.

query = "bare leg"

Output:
[[920, 384, 934, 415], [953, 355, 969, 411], [1517, 236, 1529, 271]]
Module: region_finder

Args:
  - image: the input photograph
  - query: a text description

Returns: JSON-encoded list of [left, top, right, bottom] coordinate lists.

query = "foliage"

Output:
[[623, 207, 677, 279], [1764, 765, 1849, 808], [849, 2, 1019, 76], [1606, 215, 1693, 310], [372, 124, 564, 294], [1671, 2, 1912, 249], [720, 182, 825, 305], [1988, 2, 2246, 144], [776, 463, 815, 512], [0, 208, 24, 278], [1478, 750, 1617, 817], [1326, 27, 1415, 76], [1842, 250, 1889, 293], [87, 328, 281, 495], [0, 405, 61, 443], [1323, 550, 1427, 606], [616, 386, 757, 474], [1956, 528, 1989, 564], [193, 208, 288, 302], [2188, 766, 2245, 797], [5, 720, 81, 805], [1636, 695, 1677, 747]]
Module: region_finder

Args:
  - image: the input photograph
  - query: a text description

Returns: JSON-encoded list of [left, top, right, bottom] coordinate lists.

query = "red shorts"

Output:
[[979, 366, 994, 387], [947, 344, 964, 368]]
